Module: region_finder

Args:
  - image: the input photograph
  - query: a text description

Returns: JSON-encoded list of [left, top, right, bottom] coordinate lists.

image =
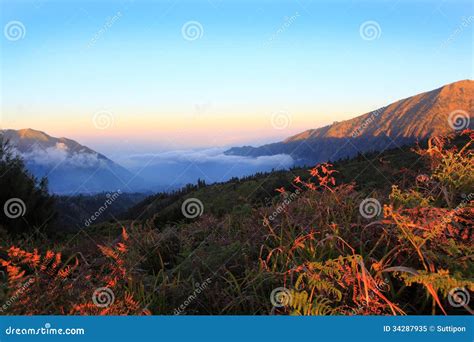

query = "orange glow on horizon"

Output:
[[2, 104, 371, 148]]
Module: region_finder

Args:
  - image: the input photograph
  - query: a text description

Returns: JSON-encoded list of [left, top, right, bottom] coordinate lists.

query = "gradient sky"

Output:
[[1, 0, 473, 156]]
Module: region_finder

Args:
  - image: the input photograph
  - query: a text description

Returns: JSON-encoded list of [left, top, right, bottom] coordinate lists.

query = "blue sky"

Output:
[[1, 0, 472, 155]]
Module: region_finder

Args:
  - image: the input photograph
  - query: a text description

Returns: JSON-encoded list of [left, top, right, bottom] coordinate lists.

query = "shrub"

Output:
[[0, 137, 56, 235]]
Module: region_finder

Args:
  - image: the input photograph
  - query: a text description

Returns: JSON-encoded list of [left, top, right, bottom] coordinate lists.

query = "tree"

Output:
[[0, 136, 56, 235]]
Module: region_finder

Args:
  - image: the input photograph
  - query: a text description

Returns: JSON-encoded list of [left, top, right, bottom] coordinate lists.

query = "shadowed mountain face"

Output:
[[1, 129, 145, 194], [226, 80, 473, 165]]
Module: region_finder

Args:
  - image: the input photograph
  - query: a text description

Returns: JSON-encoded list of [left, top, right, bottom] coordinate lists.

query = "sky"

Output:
[[1, 0, 473, 156]]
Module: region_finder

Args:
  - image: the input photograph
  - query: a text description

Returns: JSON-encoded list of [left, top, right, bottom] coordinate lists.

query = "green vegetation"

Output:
[[0, 137, 55, 236], [0, 132, 472, 315], [124, 138, 431, 228]]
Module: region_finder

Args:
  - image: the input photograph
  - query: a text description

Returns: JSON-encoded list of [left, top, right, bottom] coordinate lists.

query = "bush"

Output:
[[0, 131, 472, 315], [0, 136, 56, 235]]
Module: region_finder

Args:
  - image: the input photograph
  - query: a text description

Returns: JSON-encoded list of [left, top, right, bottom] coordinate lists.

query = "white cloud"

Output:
[[121, 147, 294, 169], [18, 144, 102, 168]]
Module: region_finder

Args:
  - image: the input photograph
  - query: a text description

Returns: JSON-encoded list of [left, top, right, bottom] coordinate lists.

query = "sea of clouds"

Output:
[[118, 147, 294, 188], [12, 142, 294, 192]]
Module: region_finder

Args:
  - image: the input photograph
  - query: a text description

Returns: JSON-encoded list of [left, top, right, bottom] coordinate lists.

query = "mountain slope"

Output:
[[126, 134, 465, 226], [1, 129, 145, 194], [226, 80, 473, 164]]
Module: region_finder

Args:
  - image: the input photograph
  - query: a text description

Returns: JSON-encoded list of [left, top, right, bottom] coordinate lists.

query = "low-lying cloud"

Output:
[[15, 143, 102, 169], [12, 143, 294, 192], [123, 147, 293, 167], [119, 147, 294, 187]]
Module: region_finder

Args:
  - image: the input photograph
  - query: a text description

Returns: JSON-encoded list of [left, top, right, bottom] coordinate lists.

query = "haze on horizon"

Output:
[[1, 0, 472, 156]]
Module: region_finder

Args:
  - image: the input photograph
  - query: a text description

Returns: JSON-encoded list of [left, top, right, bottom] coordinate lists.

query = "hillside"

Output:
[[286, 80, 473, 141], [2, 130, 472, 315], [123, 136, 442, 227], [226, 80, 473, 164], [0, 129, 146, 194]]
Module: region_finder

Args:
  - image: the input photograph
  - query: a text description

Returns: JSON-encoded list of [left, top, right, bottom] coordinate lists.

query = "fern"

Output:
[[288, 290, 336, 315]]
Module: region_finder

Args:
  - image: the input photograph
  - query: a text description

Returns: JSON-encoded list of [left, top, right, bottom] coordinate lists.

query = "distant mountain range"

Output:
[[225, 80, 473, 165], [1, 129, 146, 194], [0, 129, 291, 194]]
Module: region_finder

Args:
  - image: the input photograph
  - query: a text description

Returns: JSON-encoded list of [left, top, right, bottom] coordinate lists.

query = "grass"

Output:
[[0, 131, 472, 315]]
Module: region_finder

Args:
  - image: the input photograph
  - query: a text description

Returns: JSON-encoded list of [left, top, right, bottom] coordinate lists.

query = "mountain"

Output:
[[123, 133, 471, 228], [1, 128, 145, 194], [225, 80, 473, 165]]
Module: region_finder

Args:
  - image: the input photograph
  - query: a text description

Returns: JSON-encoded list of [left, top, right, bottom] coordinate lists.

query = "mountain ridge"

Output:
[[4, 128, 101, 157], [225, 80, 473, 164], [0, 128, 145, 194], [285, 79, 472, 141]]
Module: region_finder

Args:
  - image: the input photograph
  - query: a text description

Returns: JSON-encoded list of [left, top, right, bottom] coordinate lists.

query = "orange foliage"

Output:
[[0, 228, 149, 315]]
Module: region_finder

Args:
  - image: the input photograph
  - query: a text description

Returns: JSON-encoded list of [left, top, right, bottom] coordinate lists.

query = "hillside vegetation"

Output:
[[0, 131, 472, 315], [124, 136, 434, 228]]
